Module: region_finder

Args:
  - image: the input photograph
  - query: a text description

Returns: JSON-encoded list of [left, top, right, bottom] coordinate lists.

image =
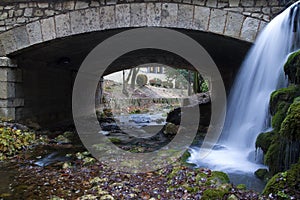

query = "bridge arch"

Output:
[[0, 3, 268, 56], [0, 0, 291, 125]]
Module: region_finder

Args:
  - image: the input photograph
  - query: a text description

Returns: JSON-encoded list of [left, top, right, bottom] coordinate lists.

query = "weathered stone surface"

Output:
[[13, 26, 29, 50], [99, 6, 115, 29], [161, 3, 178, 27], [85, 8, 100, 32], [0, 31, 17, 54], [55, 13, 71, 38], [193, 6, 210, 31], [146, 3, 161, 27], [0, 82, 15, 98], [0, 68, 22, 82], [130, 3, 147, 27], [0, 98, 24, 108], [229, 0, 240, 7], [70, 10, 87, 34], [209, 9, 227, 34], [177, 4, 193, 29], [255, 0, 267, 6], [24, 8, 33, 17], [37, 3, 49, 9], [192, 0, 206, 6], [240, 17, 260, 42], [116, 4, 130, 28], [240, 0, 254, 6], [258, 20, 267, 34], [225, 12, 244, 38], [26, 21, 42, 45], [40, 17, 56, 41], [206, 0, 217, 7], [75, 1, 89, 9], [62, 1, 75, 10]]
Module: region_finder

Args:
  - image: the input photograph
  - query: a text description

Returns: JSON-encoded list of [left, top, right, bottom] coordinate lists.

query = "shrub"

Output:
[[136, 74, 148, 87]]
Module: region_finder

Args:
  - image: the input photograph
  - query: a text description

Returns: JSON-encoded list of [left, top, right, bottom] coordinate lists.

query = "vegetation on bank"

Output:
[[255, 50, 300, 199]]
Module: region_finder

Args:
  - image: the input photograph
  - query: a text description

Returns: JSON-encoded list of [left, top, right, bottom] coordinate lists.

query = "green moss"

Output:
[[284, 50, 300, 84], [180, 150, 196, 167], [209, 171, 230, 184], [264, 141, 283, 175], [263, 159, 300, 198], [279, 101, 300, 141], [272, 102, 290, 131], [254, 168, 269, 180], [270, 85, 300, 115], [236, 184, 246, 190], [255, 131, 274, 153], [108, 137, 121, 144], [202, 188, 228, 200]]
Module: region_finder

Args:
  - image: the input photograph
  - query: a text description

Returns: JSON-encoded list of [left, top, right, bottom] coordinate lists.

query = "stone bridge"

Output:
[[0, 0, 296, 126]]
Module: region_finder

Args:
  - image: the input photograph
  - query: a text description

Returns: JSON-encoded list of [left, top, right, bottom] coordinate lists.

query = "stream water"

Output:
[[189, 1, 300, 191]]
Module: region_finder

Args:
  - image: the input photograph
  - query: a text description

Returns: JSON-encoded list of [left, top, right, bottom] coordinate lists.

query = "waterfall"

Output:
[[189, 1, 300, 173]]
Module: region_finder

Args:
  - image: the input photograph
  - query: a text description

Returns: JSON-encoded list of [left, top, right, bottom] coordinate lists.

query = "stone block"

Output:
[[0, 82, 15, 98], [38, 3, 49, 8], [0, 57, 16, 67], [116, 4, 130, 28], [130, 3, 147, 27], [207, 0, 218, 7], [55, 13, 71, 38], [258, 21, 267, 34], [26, 21, 43, 45], [193, 6, 210, 31], [24, 8, 33, 17], [209, 9, 227, 34], [63, 1, 75, 10], [70, 10, 87, 34], [229, 0, 240, 7], [85, 8, 100, 32], [177, 4, 194, 29], [240, 0, 254, 7], [0, 30, 17, 55], [147, 3, 161, 27], [0, 98, 24, 107], [161, 3, 178, 27], [13, 26, 30, 51], [240, 17, 260, 42], [0, 107, 16, 120], [75, 1, 89, 9], [192, 0, 206, 6], [100, 6, 115, 29], [255, 0, 267, 6], [40, 17, 56, 41], [0, 68, 22, 82], [225, 12, 244, 38]]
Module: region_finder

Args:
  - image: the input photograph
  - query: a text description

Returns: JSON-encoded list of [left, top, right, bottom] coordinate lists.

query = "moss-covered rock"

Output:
[[255, 131, 274, 154], [284, 50, 300, 84], [263, 159, 300, 199], [264, 141, 284, 174], [202, 188, 228, 199], [254, 169, 269, 180], [270, 85, 300, 115]]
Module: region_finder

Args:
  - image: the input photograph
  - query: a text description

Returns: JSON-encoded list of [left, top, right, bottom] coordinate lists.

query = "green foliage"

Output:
[[109, 137, 121, 144], [201, 80, 209, 92], [263, 159, 300, 199], [284, 50, 300, 84], [149, 78, 162, 87], [209, 171, 230, 184], [255, 131, 274, 153], [0, 127, 35, 160], [136, 74, 148, 87]]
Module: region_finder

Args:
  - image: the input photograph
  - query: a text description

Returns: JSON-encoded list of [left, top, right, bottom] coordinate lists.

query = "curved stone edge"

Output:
[[0, 3, 266, 56]]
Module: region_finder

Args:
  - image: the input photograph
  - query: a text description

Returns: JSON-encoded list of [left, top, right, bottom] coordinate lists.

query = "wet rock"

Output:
[[130, 115, 151, 123], [163, 123, 178, 135], [34, 152, 70, 167]]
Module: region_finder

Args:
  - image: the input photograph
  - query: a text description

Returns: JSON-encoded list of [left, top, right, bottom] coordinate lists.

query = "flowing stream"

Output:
[[189, 1, 300, 190]]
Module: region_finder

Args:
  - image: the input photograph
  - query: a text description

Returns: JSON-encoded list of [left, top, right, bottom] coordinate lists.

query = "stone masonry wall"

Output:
[[0, 0, 294, 33]]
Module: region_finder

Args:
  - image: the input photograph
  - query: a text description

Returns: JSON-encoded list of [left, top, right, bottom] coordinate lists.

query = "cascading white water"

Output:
[[189, 1, 300, 173]]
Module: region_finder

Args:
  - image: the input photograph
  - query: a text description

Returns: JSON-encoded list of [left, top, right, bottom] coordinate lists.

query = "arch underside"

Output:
[[0, 3, 258, 126]]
